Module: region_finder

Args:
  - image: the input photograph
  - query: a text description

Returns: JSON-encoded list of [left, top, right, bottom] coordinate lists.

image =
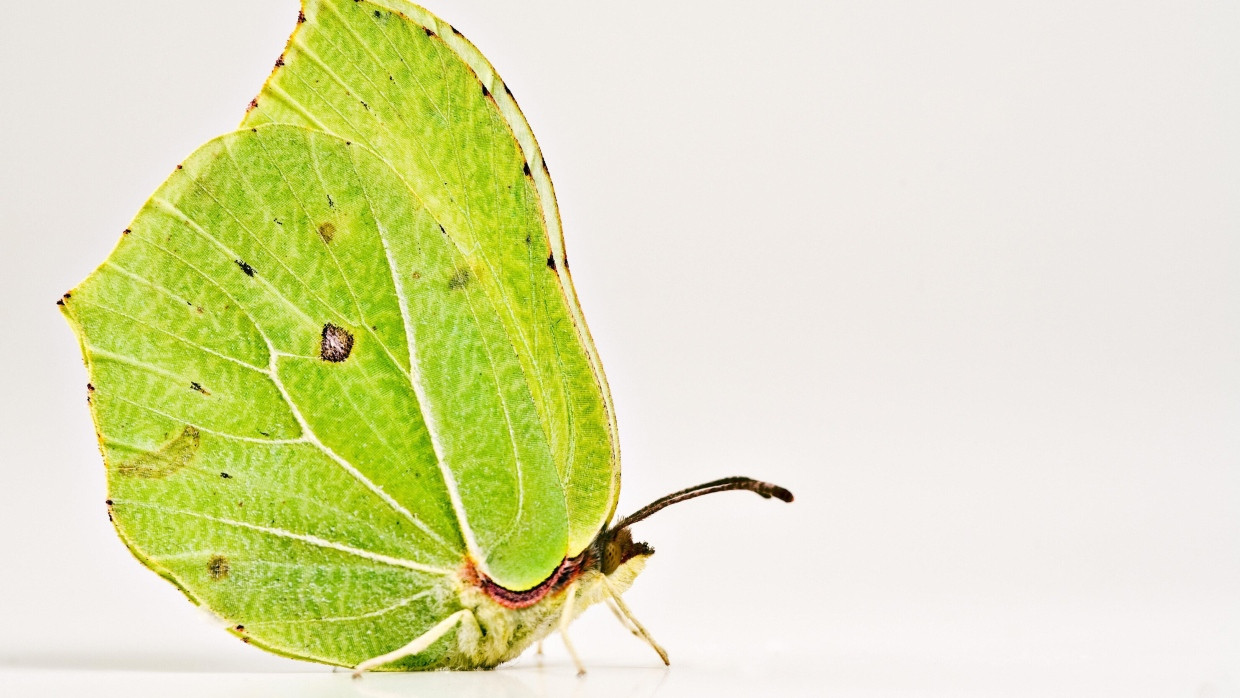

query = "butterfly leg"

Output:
[[601, 577, 670, 666], [605, 597, 642, 639], [352, 609, 471, 677], [558, 580, 587, 676]]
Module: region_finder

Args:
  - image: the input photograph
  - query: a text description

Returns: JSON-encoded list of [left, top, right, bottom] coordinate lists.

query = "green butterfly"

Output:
[[61, 0, 791, 673]]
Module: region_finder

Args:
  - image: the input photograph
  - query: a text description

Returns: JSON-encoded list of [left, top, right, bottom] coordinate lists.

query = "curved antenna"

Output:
[[609, 476, 793, 533]]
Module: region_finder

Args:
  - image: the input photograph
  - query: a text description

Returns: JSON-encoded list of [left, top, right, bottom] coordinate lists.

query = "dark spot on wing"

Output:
[[546, 254, 557, 271], [317, 222, 336, 243], [273, 218, 283, 226], [298, 10, 306, 23], [175, 164, 183, 170], [523, 162, 531, 177], [448, 268, 470, 290], [275, 55, 285, 68], [482, 84, 490, 98], [123, 228, 131, 235], [235, 260, 255, 277], [248, 98, 259, 111], [208, 555, 230, 580], [115, 426, 201, 479], [327, 193, 335, 208], [87, 383, 95, 392], [503, 82, 513, 98], [235, 625, 245, 632], [320, 323, 354, 362], [450, 24, 461, 35], [360, 100, 370, 110], [411, 271, 421, 280], [423, 26, 436, 38], [221, 472, 232, 479], [190, 382, 210, 396]]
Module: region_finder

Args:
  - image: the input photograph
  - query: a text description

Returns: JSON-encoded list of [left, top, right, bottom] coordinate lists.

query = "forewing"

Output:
[[64, 125, 568, 665], [243, 0, 620, 556]]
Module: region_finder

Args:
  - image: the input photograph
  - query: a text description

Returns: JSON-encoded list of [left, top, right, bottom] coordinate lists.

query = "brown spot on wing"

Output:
[[207, 555, 230, 580], [317, 222, 336, 243], [320, 323, 354, 362], [448, 268, 470, 290]]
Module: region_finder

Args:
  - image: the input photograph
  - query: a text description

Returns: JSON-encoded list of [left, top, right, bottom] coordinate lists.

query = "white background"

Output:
[[1, 1, 1237, 696]]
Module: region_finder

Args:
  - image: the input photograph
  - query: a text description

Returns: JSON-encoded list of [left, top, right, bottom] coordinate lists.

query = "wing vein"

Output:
[[241, 128, 414, 381], [244, 590, 433, 626], [78, 294, 267, 374], [349, 146, 484, 568], [114, 500, 453, 575], [148, 196, 320, 328], [262, 334, 457, 555]]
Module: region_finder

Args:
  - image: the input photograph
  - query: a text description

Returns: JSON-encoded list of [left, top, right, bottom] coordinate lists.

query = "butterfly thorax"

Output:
[[442, 529, 653, 669]]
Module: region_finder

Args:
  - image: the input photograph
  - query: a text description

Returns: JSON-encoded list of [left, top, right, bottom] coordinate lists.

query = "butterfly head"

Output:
[[597, 526, 654, 576]]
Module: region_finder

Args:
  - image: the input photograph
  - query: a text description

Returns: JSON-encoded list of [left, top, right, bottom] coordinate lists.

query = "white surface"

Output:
[[1, 0, 1237, 695]]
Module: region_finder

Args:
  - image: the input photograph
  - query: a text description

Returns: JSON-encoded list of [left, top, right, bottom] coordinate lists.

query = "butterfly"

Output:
[[61, 0, 792, 673]]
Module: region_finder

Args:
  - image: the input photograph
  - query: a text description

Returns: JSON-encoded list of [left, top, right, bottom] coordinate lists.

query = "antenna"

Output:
[[609, 476, 793, 533]]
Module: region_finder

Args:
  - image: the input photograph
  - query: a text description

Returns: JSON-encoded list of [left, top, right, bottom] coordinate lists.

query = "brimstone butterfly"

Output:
[[61, 0, 792, 673]]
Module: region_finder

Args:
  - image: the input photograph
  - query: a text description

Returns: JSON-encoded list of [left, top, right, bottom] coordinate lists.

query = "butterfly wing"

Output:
[[64, 124, 570, 666], [243, 0, 621, 557]]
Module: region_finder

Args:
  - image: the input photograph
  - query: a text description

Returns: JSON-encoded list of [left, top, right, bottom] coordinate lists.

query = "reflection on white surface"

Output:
[[2, 652, 1238, 698], [0, 660, 668, 698]]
